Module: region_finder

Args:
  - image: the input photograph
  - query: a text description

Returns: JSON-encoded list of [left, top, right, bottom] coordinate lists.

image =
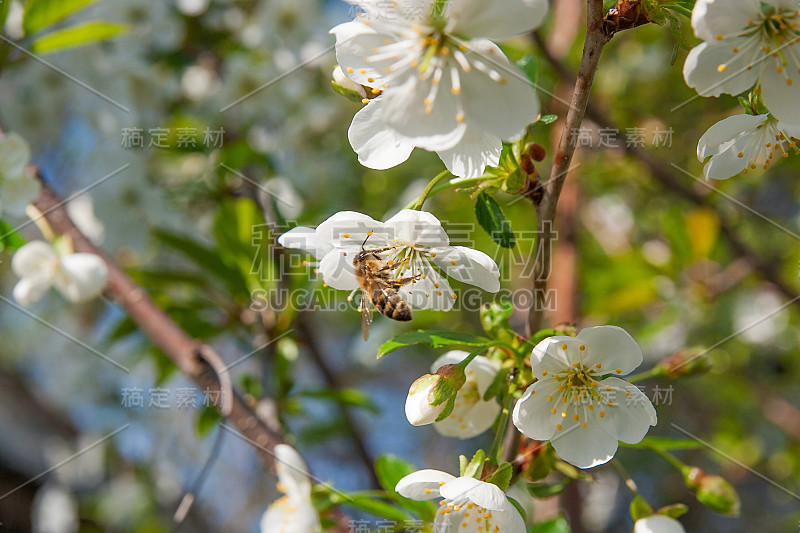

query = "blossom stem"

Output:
[[646, 443, 691, 475], [527, 0, 611, 335], [611, 458, 642, 497], [412, 169, 452, 210], [489, 393, 514, 463], [626, 366, 666, 383]]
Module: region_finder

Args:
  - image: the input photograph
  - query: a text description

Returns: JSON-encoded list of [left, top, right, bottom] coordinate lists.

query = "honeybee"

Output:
[[353, 238, 418, 341]]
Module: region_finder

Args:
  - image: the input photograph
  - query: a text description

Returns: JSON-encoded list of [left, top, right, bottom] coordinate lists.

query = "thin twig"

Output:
[[528, 0, 611, 334]]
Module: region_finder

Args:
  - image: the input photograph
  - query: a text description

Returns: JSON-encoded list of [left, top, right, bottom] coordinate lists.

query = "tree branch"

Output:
[[31, 183, 352, 531], [528, 0, 611, 334], [532, 30, 800, 309]]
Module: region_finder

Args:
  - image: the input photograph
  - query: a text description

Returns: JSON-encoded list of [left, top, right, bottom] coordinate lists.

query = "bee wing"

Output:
[[360, 291, 374, 341]]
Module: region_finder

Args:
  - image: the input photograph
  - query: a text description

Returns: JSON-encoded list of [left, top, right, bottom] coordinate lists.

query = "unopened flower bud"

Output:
[[404, 364, 466, 426], [332, 66, 367, 99], [658, 348, 712, 379], [684, 467, 740, 516]]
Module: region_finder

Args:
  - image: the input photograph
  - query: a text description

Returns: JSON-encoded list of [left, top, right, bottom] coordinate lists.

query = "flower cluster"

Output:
[[331, 0, 548, 178], [279, 209, 500, 312]]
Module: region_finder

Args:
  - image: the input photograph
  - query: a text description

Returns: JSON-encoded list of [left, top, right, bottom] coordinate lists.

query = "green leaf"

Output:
[[299, 387, 380, 414], [528, 479, 572, 498], [377, 330, 491, 359], [486, 462, 513, 491], [738, 96, 754, 115], [31, 21, 129, 54], [0, 0, 12, 31], [629, 436, 704, 450], [539, 114, 558, 125], [658, 503, 689, 518], [483, 367, 509, 402], [464, 449, 485, 479], [459, 455, 468, 477], [331, 80, 366, 103], [475, 192, 516, 248], [23, 0, 103, 33], [531, 516, 571, 533], [213, 197, 267, 294]]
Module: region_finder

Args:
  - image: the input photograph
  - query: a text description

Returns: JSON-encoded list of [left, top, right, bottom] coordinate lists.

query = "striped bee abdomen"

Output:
[[372, 287, 412, 321]]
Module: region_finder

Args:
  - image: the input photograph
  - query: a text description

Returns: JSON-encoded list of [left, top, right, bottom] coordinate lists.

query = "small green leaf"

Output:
[[377, 330, 491, 359], [196, 407, 221, 436], [464, 449, 485, 479], [338, 493, 411, 521], [459, 455, 468, 477], [31, 21, 129, 54], [539, 114, 558, 125], [0, 219, 26, 252], [629, 436, 704, 450], [331, 80, 366, 103], [528, 479, 572, 498], [23, 0, 104, 33], [531, 516, 571, 533], [483, 367, 509, 402], [486, 462, 513, 491], [475, 192, 516, 248]]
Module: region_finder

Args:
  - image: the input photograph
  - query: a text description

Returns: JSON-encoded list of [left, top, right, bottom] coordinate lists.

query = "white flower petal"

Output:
[[385, 209, 449, 247], [430, 350, 471, 371], [449, 0, 549, 41], [0, 132, 31, 178], [598, 377, 657, 444], [576, 325, 643, 375], [275, 444, 312, 499], [13, 274, 52, 306], [529, 336, 573, 376], [315, 211, 387, 248], [333, 65, 367, 98], [405, 379, 448, 426], [278, 226, 330, 258], [440, 477, 505, 511], [383, 73, 468, 152], [260, 497, 319, 533], [330, 21, 392, 87], [431, 245, 500, 292], [437, 125, 502, 179], [691, 0, 760, 42], [318, 247, 360, 290], [435, 392, 500, 438], [550, 405, 619, 468], [12, 241, 57, 278], [0, 174, 40, 217], [459, 40, 540, 141], [511, 378, 561, 441], [683, 39, 760, 97], [349, 100, 416, 170], [399, 260, 454, 311], [697, 114, 768, 161], [495, 497, 528, 532], [760, 67, 800, 128], [702, 137, 751, 180], [395, 469, 455, 500], [55, 253, 108, 303], [634, 515, 687, 533]]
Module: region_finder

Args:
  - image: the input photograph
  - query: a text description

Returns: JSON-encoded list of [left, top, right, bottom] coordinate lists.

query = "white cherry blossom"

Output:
[[260, 444, 320, 533], [12, 241, 108, 306], [697, 113, 800, 179], [396, 469, 526, 533], [684, 0, 800, 126], [278, 209, 500, 311], [512, 326, 657, 469], [429, 350, 501, 439], [634, 515, 687, 533], [0, 132, 40, 217], [331, 0, 547, 178]]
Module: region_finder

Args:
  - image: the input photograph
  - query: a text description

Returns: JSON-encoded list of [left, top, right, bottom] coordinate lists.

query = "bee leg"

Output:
[[377, 258, 408, 272]]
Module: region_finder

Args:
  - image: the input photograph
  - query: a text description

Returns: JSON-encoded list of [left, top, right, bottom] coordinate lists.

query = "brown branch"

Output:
[[532, 31, 800, 309], [528, 0, 611, 335], [32, 183, 352, 531]]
